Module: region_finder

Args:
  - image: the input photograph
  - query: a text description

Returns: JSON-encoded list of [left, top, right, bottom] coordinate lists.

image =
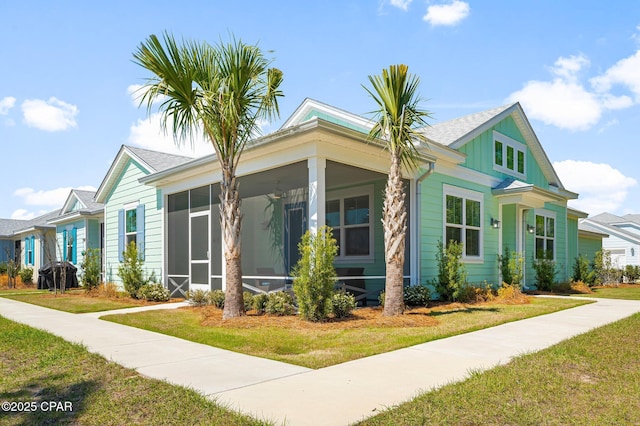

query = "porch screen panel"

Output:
[[190, 186, 210, 213], [168, 192, 189, 275], [211, 184, 222, 288]]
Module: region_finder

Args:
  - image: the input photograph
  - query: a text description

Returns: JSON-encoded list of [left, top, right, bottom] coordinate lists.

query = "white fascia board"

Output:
[[582, 219, 640, 244], [280, 98, 375, 130]]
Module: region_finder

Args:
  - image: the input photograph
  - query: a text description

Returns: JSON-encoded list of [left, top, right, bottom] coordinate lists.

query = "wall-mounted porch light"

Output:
[[526, 224, 535, 234], [490, 218, 500, 229]]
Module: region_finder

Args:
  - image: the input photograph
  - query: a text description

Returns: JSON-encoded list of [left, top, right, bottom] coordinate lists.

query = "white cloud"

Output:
[[10, 209, 46, 220], [0, 96, 16, 115], [13, 185, 97, 207], [127, 84, 144, 106], [21, 97, 78, 131], [507, 79, 601, 131], [128, 113, 213, 158], [554, 160, 637, 214], [389, 0, 412, 11], [423, 1, 470, 26], [590, 50, 640, 101]]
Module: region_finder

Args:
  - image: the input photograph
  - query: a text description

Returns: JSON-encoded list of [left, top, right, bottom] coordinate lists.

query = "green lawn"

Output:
[[576, 285, 640, 300], [359, 312, 640, 425], [0, 291, 142, 313], [104, 297, 589, 369], [0, 316, 264, 426]]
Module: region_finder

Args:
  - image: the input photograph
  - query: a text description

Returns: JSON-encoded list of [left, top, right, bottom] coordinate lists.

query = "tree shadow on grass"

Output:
[[428, 306, 500, 317], [0, 374, 99, 426]]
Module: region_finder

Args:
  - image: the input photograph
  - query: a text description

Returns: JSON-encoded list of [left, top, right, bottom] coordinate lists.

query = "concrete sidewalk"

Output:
[[2, 296, 640, 425]]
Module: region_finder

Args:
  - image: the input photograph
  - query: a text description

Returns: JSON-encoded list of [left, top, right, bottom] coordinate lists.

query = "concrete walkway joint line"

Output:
[[2, 296, 639, 426]]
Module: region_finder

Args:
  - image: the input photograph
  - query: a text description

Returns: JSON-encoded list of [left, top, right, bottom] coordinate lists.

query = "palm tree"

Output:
[[364, 64, 431, 316], [133, 32, 283, 318]]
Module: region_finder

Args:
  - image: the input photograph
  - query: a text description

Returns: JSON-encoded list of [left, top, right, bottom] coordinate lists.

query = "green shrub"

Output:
[[137, 283, 170, 302], [432, 240, 467, 302], [331, 291, 356, 318], [19, 267, 34, 283], [593, 249, 619, 285], [403, 285, 432, 307], [209, 289, 225, 308], [292, 226, 338, 322], [498, 248, 524, 288], [533, 256, 557, 291], [187, 289, 210, 307], [118, 242, 145, 298], [81, 248, 102, 292], [624, 264, 639, 283], [243, 291, 254, 312], [265, 291, 295, 316], [378, 291, 385, 307], [572, 255, 596, 285], [252, 293, 268, 314], [0, 262, 7, 274]]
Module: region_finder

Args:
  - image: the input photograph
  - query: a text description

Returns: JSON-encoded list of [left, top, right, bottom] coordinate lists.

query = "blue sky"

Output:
[[1, 0, 640, 219]]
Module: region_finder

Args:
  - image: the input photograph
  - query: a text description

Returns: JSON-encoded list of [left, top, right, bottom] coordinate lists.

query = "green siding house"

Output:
[[131, 98, 588, 298], [94, 146, 193, 285]]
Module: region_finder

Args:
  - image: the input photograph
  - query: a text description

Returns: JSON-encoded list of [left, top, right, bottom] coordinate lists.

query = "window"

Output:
[[326, 187, 373, 259], [444, 185, 483, 259], [493, 131, 526, 177], [535, 212, 555, 260], [118, 204, 145, 262], [125, 208, 137, 246]]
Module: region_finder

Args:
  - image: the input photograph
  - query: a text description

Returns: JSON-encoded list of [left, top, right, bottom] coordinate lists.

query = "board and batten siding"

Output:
[[457, 116, 549, 190], [104, 159, 163, 285]]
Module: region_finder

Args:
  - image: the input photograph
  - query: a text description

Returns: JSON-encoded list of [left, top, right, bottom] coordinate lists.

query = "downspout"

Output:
[[415, 161, 436, 285]]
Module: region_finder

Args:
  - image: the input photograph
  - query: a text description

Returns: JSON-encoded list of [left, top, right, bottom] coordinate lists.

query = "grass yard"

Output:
[[104, 297, 589, 369], [0, 316, 264, 426], [0, 291, 144, 313], [359, 312, 640, 425], [576, 284, 640, 300]]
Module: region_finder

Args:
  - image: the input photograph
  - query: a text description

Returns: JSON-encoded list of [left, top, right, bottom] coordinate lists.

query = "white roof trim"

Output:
[[95, 146, 155, 203], [280, 98, 374, 131]]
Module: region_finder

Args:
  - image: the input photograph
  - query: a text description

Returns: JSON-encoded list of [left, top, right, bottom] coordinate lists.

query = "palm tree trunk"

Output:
[[220, 163, 245, 319], [383, 151, 407, 316]]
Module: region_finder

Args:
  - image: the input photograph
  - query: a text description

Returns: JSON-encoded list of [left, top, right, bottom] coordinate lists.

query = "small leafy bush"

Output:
[[496, 283, 529, 303], [243, 291, 254, 312], [593, 249, 619, 285], [624, 264, 640, 283], [252, 293, 269, 314], [118, 242, 145, 298], [331, 291, 356, 318], [292, 226, 338, 322], [378, 291, 385, 307], [137, 283, 170, 302], [572, 255, 595, 285], [533, 256, 557, 291], [187, 289, 210, 307], [498, 248, 524, 288], [432, 240, 468, 302], [455, 282, 495, 303], [209, 289, 225, 308], [19, 267, 34, 284], [265, 291, 295, 316], [403, 285, 432, 307], [0, 262, 7, 274], [81, 248, 102, 292]]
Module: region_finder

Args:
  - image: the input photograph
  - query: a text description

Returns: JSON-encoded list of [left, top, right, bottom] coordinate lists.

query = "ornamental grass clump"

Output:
[[292, 226, 338, 322]]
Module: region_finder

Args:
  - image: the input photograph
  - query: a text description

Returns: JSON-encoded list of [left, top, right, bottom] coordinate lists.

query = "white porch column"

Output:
[[308, 157, 326, 234]]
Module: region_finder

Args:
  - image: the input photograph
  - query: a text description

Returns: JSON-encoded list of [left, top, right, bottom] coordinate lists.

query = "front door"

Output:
[[285, 202, 307, 274], [190, 212, 210, 287]]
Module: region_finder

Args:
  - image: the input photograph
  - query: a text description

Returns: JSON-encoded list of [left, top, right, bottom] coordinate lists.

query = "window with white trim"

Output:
[[494, 131, 526, 177], [125, 208, 137, 246], [535, 212, 555, 260], [443, 185, 483, 260], [326, 186, 373, 260]]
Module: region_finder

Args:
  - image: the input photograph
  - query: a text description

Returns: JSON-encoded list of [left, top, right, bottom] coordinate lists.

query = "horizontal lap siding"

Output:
[[420, 172, 500, 288], [578, 236, 602, 263], [104, 160, 162, 285]]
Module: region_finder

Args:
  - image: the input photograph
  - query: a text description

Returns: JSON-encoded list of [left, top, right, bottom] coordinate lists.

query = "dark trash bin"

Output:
[[37, 262, 78, 290]]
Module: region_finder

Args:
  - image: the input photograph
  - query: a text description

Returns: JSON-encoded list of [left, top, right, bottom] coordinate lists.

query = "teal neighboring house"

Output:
[[48, 189, 105, 280], [128, 98, 597, 299], [94, 145, 193, 285]]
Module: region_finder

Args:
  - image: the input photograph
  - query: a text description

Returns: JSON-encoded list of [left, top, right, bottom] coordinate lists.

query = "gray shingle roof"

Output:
[[622, 214, 640, 225], [72, 190, 103, 213], [2, 209, 60, 236], [126, 146, 194, 172], [578, 220, 609, 236], [0, 219, 29, 237], [420, 104, 514, 146], [589, 212, 626, 225]]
